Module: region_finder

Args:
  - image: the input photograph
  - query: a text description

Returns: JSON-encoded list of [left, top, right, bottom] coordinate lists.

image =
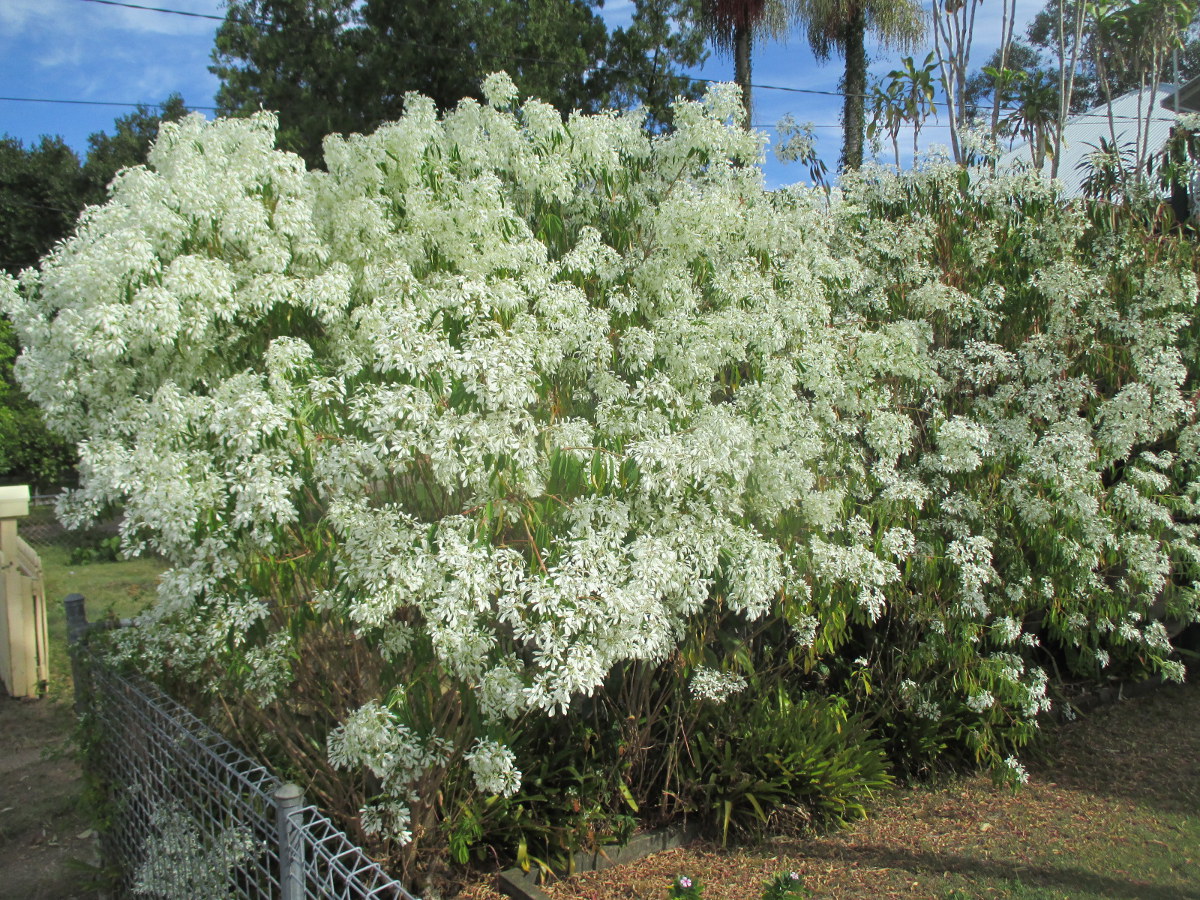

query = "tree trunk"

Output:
[[735, 21, 752, 128], [841, 6, 867, 170]]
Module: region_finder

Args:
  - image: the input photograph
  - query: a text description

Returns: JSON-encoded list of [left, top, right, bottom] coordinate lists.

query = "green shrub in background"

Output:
[[0, 318, 75, 491]]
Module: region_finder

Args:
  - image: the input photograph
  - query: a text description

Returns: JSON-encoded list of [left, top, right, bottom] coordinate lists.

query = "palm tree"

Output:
[[702, 0, 790, 126], [792, 0, 925, 170]]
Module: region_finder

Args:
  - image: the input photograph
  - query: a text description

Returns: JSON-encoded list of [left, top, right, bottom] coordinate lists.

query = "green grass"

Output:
[[37, 544, 165, 701]]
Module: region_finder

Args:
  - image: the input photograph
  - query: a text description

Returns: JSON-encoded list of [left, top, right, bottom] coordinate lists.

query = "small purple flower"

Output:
[[789, 872, 800, 881], [679, 876, 693, 889]]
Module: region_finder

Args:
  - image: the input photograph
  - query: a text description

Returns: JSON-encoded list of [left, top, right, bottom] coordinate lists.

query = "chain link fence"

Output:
[[22, 492, 122, 555], [67, 595, 417, 900]]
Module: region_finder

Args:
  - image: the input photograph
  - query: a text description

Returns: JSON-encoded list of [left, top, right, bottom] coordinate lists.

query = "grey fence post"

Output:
[[64, 593, 89, 645], [64, 593, 89, 715], [275, 782, 305, 900]]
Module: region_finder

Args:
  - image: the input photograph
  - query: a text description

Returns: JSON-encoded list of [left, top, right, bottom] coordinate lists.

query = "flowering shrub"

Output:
[[4, 76, 1197, 884]]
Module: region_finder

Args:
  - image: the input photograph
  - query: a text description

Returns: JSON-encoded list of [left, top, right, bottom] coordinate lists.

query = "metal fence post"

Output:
[[64, 593, 90, 716], [65, 593, 89, 645], [275, 782, 305, 900]]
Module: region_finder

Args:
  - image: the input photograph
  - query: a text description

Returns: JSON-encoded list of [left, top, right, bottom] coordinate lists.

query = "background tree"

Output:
[[891, 53, 938, 162], [0, 137, 85, 488], [82, 94, 190, 199], [0, 97, 186, 489], [967, 0, 1200, 173], [931, 0, 982, 163], [212, 0, 705, 164], [867, 76, 905, 166], [211, 0, 365, 165], [794, 0, 924, 170], [1026, 0, 1200, 108], [606, 0, 710, 130], [0, 137, 85, 276], [963, 43, 1047, 124], [1009, 69, 1060, 167], [700, 0, 776, 126], [361, 0, 610, 122]]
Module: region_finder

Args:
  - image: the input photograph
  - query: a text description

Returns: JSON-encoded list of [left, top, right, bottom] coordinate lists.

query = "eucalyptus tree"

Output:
[[1089, 0, 1196, 182], [931, 0, 984, 163]]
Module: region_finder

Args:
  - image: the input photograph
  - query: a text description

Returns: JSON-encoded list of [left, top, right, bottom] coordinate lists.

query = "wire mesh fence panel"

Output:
[[78, 645, 417, 900], [86, 656, 283, 899], [288, 806, 414, 900], [22, 493, 122, 553]]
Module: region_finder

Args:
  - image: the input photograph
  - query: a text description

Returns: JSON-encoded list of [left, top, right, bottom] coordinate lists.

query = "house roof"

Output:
[[997, 79, 1199, 198]]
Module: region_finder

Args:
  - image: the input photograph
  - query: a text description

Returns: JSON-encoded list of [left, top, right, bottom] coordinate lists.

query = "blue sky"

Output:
[[1, 0, 1044, 188]]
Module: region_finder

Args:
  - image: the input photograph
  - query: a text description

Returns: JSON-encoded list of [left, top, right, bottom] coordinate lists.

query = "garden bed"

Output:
[[456, 679, 1200, 900]]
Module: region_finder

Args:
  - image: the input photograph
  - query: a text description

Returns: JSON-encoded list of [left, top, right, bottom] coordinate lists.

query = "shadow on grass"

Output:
[[1040, 680, 1200, 819], [800, 841, 1199, 900]]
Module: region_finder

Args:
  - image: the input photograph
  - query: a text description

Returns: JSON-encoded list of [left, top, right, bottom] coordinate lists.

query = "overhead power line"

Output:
[[69, 0, 865, 102], [58, 0, 1200, 124], [0, 95, 1170, 133], [0, 95, 219, 112], [79, 0, 224, 20]]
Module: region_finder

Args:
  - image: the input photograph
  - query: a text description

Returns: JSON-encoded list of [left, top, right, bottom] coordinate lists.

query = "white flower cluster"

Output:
[[966, 690, 995, 714], [689, 666, 749, 704], [327, 702, 448, 843], [464, 738, 522, 797], [133, 800, 259, 898], [1003, 755, 1030, 785]]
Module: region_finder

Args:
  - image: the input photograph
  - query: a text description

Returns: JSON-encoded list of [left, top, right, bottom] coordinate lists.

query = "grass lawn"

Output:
[[38, 545, 164, 702]]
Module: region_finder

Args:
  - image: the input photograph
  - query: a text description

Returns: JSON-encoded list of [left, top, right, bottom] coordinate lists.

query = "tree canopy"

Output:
[[212, 0, 709, 165], [0, 96, 188, 488]]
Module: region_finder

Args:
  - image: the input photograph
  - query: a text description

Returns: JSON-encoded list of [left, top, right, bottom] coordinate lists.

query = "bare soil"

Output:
[[0, 697, 96, 900]]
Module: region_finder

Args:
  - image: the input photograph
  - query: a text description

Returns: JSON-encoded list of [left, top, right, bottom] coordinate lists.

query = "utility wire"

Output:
[[57, 0, 1200, 124], [0, 94, 1171, 130], [0, 95, 219, 111], [79, 0, 224, 20], [67, 0, 881, 103]]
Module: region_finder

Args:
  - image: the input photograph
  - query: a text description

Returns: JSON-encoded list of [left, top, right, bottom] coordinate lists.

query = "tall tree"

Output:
[[606, 0, 710, 130], [212, 0, 704, 165], [82, 94, 190, 199], [795, 0, 924, 170], [929, 0, 982, 164], [967, 0, 1200, 174], [211, 0, 365, 165], [701, 0, 779, 126], [0, 137, 85, 276], [1027, 0, 1200, 109]]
